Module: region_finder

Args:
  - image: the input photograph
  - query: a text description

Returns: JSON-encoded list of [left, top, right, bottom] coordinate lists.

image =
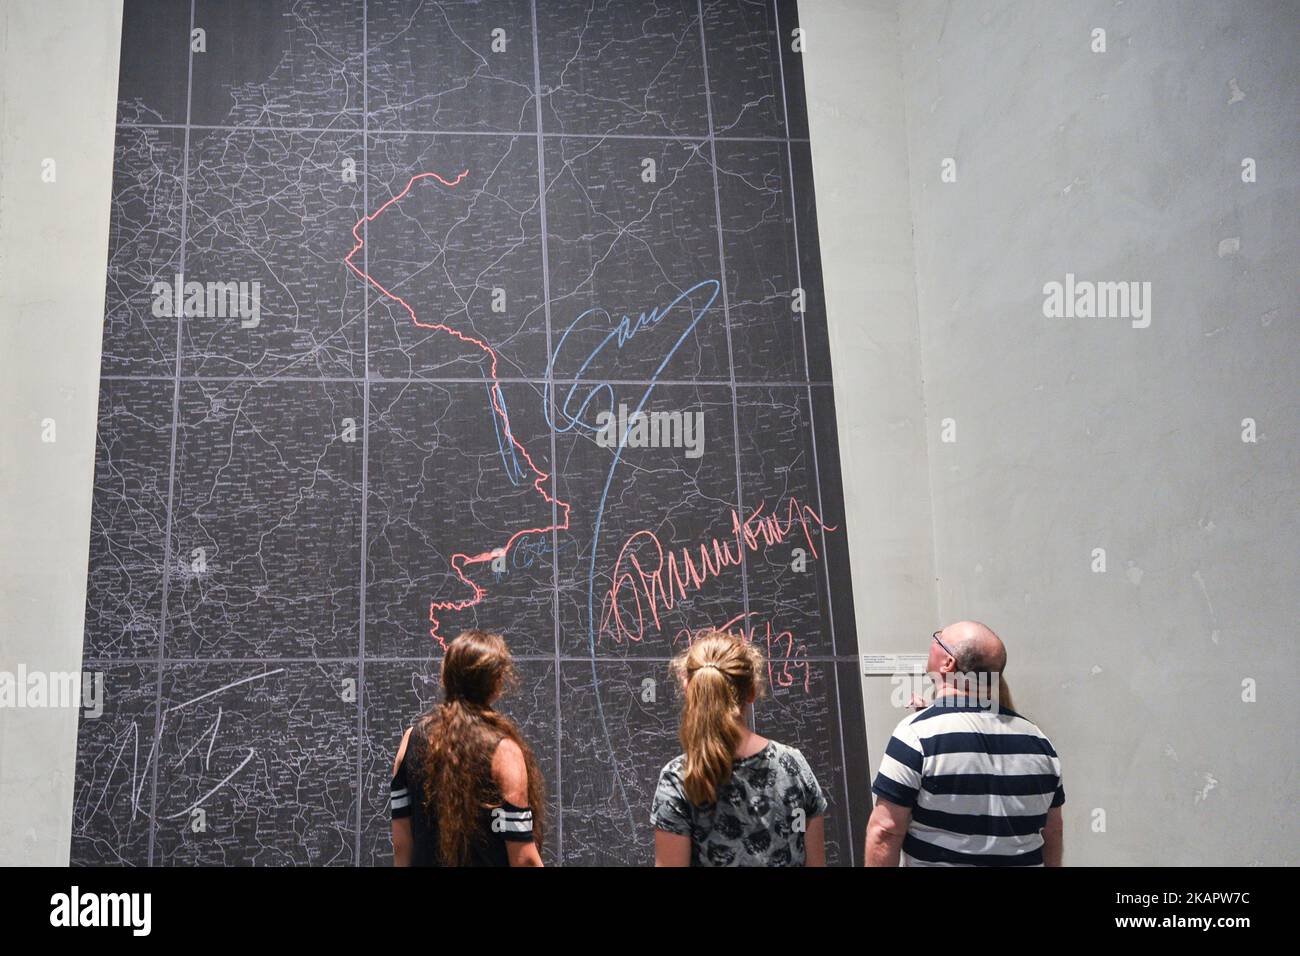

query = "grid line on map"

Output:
[[85, 654, 860, 666], [353, 0, 371, 867], [98, 374, 840, 387], [145, 0, 196, 867], [528, 0, 564, 862], [117, 121, 810, 145], [695, 0, 753, 730]]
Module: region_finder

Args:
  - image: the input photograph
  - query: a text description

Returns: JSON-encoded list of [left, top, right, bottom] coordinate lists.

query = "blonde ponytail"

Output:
[[671, 630, 765, 805]]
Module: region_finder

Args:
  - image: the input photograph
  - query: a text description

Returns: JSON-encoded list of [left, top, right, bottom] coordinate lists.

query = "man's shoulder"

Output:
[[886, 709, 928, 743], [997, 709, 1057, 742], [909, 701, 1056, 739]]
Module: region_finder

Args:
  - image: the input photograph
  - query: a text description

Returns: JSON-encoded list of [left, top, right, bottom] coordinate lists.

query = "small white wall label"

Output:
[[861, 654, 929, 676]]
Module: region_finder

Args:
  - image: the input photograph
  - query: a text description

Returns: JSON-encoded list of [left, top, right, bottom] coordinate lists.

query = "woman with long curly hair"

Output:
[[651, 629, 827, 866], [390, 629, 545, 866]]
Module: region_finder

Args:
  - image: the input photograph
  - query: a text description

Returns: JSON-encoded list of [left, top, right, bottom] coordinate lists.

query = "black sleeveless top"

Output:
[[389, 721, 534, 867]]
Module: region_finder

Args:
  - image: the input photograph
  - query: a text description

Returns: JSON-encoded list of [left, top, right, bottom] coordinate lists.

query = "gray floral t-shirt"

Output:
[[651, 741, 828, 866]]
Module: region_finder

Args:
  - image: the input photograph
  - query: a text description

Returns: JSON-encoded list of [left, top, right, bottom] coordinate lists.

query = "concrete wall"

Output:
[[0, 0, 124, 865], [895, 0, 1298, 863]]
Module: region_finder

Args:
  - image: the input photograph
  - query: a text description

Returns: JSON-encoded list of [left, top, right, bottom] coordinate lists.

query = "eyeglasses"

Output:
[[932, 630, 956, 659]]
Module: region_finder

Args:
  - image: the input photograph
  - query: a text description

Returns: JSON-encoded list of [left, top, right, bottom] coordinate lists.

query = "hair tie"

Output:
[[696, 662, 722, 673]]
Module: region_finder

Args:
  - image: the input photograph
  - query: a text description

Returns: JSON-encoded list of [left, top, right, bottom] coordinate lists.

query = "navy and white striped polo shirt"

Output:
[[872, 697, 1064, 866]]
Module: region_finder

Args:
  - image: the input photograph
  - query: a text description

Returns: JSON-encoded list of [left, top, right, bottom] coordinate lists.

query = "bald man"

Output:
[[865, 622, 1065, 866]]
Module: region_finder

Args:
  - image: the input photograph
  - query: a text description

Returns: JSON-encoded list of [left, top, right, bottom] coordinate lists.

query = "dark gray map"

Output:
[[75, 0, 868, 866]]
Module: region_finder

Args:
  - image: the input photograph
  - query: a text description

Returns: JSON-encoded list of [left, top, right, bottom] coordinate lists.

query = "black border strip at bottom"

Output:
[[17, 865, 1274, 940]]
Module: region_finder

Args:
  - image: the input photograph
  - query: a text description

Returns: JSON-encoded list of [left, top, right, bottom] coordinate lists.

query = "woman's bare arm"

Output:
[[1042, 805, 1064, 866], [391, 728, 413, 867], [654, 829, 692, 866], [492, 737, 543, 867], [804, 814, 826, 866]]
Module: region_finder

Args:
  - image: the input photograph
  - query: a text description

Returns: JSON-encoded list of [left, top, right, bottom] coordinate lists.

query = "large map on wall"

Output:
[[73, 0, 867, 866]]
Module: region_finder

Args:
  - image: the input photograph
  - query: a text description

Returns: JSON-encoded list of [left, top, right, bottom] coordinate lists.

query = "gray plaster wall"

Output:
[[894, 0, 1298, 863], [0, 0, 124, 865]]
